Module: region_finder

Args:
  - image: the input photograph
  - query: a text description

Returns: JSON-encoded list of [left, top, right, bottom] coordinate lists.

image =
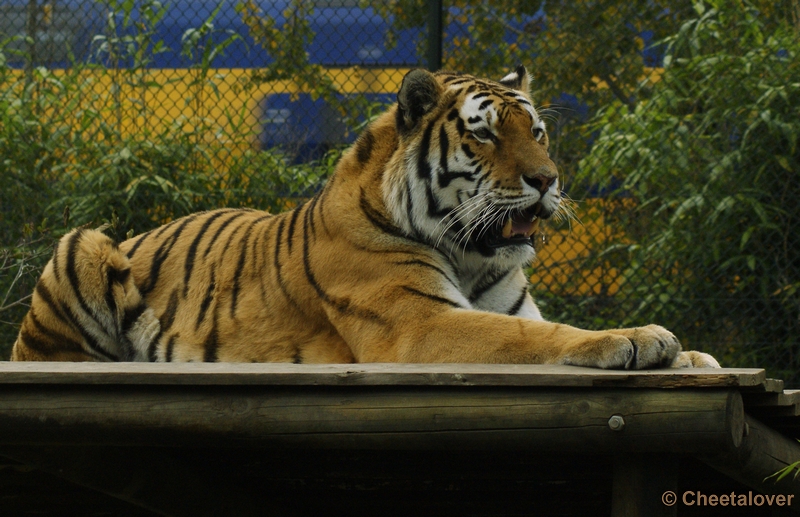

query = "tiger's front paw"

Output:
[[603, 325, 681, 369], [671, 350, 720, 368], [561, 325, 680, 370]]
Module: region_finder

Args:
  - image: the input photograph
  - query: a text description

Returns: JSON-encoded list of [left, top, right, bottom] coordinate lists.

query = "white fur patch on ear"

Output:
[[499, 65, 531, 92], [500, 71, 520, 84]]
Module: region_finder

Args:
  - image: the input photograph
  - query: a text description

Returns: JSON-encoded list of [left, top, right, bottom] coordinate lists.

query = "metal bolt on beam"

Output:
[[608, 415, 626, 431]]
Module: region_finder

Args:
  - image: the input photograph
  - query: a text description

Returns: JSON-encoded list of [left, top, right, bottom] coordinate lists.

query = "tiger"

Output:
[[11, 65, 719, 369]]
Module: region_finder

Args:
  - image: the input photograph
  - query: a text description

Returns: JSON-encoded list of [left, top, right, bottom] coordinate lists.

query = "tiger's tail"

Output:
[[11, 228, 160, 362]]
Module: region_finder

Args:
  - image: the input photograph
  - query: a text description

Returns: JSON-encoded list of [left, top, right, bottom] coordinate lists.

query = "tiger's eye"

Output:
[[473, 127, 493, 140]]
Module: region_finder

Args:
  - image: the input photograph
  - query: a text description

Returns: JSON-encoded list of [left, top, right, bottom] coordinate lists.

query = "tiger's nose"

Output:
[[522, 168, 557, 194]]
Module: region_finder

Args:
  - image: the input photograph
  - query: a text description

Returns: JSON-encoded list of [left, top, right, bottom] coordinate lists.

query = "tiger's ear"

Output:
[[499, 65, 531, 92], [397, 69, 442, 134]]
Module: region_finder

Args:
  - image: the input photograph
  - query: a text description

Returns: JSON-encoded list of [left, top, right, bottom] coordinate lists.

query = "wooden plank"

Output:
[[743, 390, 800, 419], [0, 385, 745, 453], [0, 362, 769, 389], [759, 378, 787, 393]]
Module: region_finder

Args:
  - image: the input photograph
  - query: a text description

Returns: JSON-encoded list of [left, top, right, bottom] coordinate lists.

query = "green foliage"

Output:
[[765, 447, 800, 484], [576, 0, 800, 378], [92, 0, 170, 69], [0, 231, 53, 356]]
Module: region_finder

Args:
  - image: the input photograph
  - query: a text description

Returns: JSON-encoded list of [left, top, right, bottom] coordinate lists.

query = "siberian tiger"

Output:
[[12, 66, 719, 369]]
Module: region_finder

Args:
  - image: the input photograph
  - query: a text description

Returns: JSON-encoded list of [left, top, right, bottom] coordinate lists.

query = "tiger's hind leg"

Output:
[[11, 228, 160, 362]]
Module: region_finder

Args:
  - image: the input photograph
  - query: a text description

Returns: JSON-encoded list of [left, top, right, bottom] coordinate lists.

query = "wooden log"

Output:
[[702, 414, 800, 500], [0, 384, 744, 453]]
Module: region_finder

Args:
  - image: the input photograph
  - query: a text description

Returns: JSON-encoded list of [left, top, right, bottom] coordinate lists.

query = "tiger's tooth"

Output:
[[523, 218, 541, 238], [502, 218, 513, 238]]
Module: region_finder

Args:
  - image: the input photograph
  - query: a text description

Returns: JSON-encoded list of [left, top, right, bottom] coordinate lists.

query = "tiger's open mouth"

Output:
[[482, 203, 545, 248]]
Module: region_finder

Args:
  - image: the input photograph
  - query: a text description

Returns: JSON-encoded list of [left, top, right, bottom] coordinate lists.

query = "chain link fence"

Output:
[[1, 0, 798, 384]]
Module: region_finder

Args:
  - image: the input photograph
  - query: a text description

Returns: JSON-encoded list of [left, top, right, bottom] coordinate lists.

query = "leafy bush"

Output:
[[576, 0, 800, 379]]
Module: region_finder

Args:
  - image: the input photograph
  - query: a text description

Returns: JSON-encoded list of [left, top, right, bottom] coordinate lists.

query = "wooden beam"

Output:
[[0, 385, 744, 453]]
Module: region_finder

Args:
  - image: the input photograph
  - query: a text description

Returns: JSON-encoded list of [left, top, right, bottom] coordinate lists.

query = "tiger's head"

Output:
[[383, 65, 561, 269]]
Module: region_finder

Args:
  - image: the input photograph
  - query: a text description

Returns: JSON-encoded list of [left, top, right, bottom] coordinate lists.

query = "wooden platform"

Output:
[[0, 363, 798, 516]]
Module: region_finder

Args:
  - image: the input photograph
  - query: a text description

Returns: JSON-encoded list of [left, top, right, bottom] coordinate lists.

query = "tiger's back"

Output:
[[118, 206, 359, 363]]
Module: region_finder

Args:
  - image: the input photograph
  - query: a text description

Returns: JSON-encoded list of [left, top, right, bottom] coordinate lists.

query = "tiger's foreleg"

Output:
[[391, 310, 682, 369], [386, 309, 720, 368], [340, 302, 705, 369]]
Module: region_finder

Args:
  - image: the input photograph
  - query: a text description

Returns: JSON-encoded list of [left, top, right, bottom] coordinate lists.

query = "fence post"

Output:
[[426, 0, 443, 71], [25, 0, 38, 82]]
